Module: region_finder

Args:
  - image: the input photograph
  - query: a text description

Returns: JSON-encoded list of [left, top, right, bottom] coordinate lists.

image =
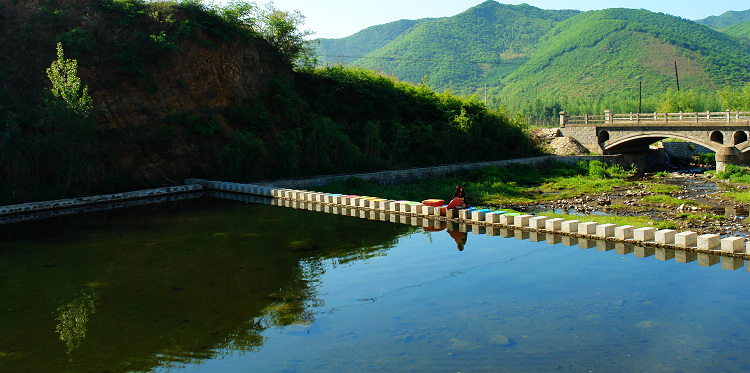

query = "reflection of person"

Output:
[[452, 185, 467, 208], [448, 230, 468, 251]]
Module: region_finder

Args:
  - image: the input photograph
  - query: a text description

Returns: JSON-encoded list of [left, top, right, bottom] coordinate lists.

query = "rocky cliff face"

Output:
[[1, 0, 289, 187]]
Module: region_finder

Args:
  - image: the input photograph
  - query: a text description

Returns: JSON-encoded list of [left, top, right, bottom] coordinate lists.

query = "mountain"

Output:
[[315, 1, 579, 92], [315, 19, 429, 65], [315, 2, 750, 117], [723, 21, 750, 40], [696, 9, 750, 28], [500, 8, 750, 102]]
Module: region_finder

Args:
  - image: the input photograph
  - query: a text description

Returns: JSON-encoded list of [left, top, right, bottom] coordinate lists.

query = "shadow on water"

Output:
[[0, 198, 412, 372]]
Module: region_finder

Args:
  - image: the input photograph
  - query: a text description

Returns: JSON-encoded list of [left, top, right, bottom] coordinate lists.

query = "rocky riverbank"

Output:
[[509, 171, 750, 238]]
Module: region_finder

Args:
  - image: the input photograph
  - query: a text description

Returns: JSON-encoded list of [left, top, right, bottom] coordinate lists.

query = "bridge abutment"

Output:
[[715, 146, 750, 172]]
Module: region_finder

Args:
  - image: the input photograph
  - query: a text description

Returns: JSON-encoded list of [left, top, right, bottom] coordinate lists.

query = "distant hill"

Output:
[[315, 19, 429, 65], [723, 21, 750, 40], [696, 9, 750, 28], [315, 1, 579, 92], [500, 8, 750, 102], [315, 2, 750, 117]]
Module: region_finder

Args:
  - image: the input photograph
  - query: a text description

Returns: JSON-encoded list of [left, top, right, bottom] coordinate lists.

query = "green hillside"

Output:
[[315, 19, 427, 65], [723, 21, 750, 39], [697, 9, 750, 28], [316, 1, 578, 93], [500, 8, 750, 103]]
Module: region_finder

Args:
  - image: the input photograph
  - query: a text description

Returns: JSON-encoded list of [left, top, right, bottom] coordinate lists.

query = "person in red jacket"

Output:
[[451, 185, 467, 208]]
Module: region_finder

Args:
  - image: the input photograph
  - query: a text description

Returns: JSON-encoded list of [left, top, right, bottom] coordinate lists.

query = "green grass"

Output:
[[317, 160, 635, 206], [723, 190, 750, 203], [539, 212, 678, 230]]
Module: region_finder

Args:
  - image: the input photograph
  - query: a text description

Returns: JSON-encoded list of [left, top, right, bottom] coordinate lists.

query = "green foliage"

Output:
[[252, 1, 316, 68], [220, 130, 266, 179], [47, 43, 93, 118], [697, 10, 750, 29], [717, 164, 750, 183]]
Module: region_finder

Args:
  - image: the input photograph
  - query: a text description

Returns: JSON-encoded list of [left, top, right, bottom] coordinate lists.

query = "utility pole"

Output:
[[484, 84, 488, 106], [674, 60, 680, 91], [638, 81, 642, 114]]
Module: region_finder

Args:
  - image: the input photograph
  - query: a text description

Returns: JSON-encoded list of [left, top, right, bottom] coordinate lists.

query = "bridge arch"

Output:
[[604, 132, 722, 153], [733, 131, 748, 145], [710, 131, 724, 145]]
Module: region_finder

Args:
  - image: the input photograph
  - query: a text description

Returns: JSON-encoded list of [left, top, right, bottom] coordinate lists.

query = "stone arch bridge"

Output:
[[559, 110, 750, 171]]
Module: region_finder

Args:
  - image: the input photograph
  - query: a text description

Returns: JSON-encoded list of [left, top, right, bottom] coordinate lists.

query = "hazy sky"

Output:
[[254, 0, 750, 39]]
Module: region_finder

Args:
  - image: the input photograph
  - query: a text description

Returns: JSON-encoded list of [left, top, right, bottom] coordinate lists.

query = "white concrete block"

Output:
[[498, 214, 515, 225], [655, 229, 676, 245], [697, 234, 721, 250], [578, 222, 598, 235], [675, 231, 697, 248], [596, 223, 616, 238], [529, 216, 548, 230], [634, 227, 656, 242], [472, 210, 487, 222], [545, 218, 565, 231], [514, 215, 532, 227], [615, 225, 635, 240], [561, 220, 579, 233], [721, 237, 745, 253], [486, 212, 503, 224]]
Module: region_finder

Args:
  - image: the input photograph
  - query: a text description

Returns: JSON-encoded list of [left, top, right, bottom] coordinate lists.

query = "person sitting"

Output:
[[452, 185, 467, 208]]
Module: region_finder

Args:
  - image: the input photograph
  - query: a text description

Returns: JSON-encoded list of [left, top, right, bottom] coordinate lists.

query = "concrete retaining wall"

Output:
[[247, 154, 662, 189], [0, 185, 203, 224]]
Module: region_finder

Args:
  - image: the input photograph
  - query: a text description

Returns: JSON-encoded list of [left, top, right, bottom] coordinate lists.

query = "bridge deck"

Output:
[[563, 111, 750, 127]]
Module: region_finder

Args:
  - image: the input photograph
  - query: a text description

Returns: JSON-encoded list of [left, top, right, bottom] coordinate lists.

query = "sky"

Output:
[[249, 0, 750, 39]]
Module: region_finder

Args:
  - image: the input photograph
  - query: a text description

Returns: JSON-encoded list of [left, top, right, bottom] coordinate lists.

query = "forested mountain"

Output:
[[315, 1, 579, 92], [315, 1, 750, 121], [697, 9, 750, 29], [499, 8, 750, 106], [315, 19, 429, 65], [723, 21, 750, 39]]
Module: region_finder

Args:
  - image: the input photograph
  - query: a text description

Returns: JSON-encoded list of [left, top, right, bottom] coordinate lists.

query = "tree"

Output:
[[252, 1, 316, 68], [46, 42, 93, 118]]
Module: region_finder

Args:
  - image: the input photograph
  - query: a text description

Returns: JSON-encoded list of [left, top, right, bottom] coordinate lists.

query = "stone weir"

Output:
[[0, 185, 203, 224], [189, 179, 750, 272]]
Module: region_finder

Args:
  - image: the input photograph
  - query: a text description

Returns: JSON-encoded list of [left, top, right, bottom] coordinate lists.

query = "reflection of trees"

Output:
[[1, 201, 414, 372], [55, 289, 97, 357]]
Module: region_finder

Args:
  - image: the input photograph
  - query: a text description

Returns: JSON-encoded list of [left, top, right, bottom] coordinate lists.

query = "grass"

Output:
[[317, 160, 636, 206], [539, 212, 678, 230], [723, 191, 750, 203]]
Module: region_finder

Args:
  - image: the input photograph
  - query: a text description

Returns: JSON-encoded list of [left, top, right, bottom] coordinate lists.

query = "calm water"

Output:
[[1, 198, 749, 372]]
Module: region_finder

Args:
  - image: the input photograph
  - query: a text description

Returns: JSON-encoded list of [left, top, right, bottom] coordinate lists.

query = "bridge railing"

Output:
[[560, 110, 750, 126]]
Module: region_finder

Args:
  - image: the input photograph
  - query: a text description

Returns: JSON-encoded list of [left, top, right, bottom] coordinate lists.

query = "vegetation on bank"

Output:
[[0, 0, 532, 204], [317, 160, 634, 205]]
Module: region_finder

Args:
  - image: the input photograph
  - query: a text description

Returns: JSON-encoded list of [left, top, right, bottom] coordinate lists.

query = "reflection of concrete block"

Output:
[[578, 222, 598, 235], [655, 248, 675, 261], [561, 236, 578, 246], [615, 225, 635, 240], [596, 241, 614, 251], [615, 243, 634, 255], [546, 234, 562, 245], [529, 232, 546, 242], [634, 246, 655, 258], [579, 238, 596, 249], [697, 234, 720, 250], [561, 220, 579, 233], [675, 251, 697, 263], [722, 257, 744, 271], [721, 237, 745, 253], [697, 253, 720, 267], [634, 227, 656, 242], [486, 227, 500, 236], [472, 225, 486, 235], [545, 218, 565, 231], [529, 216, 548, 229], [655, 229, 676, 245], [514, 230, 530, 240], [596, 223, 616, 238]]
